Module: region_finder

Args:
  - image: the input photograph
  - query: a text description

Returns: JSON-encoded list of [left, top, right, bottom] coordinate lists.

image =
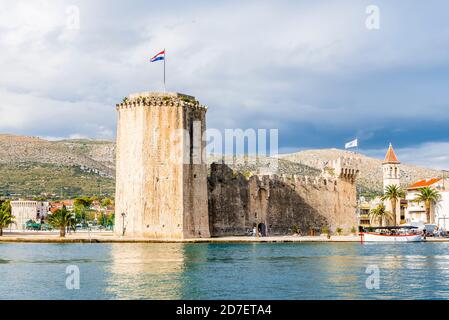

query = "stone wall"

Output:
[[115, 91, 359, 239], [182, 105, 210, 238], [208, 162, 358, 236]]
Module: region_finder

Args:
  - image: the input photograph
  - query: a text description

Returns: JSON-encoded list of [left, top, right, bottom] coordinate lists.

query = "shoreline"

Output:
[[1, 232, 448, 243]]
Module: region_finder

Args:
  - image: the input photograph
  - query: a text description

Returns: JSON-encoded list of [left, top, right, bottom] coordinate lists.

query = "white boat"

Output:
[[360, 226, 423, 242]]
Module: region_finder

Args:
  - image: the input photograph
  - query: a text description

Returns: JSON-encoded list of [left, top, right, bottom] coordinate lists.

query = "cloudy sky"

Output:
[[1, 0, 449, 169]]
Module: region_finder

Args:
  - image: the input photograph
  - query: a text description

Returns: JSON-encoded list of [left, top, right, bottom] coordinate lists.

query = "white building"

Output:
[[435, 191, 449, 230], [405, 178, 449, 228], [360, 143, 449, 229], [11, 201, 50, 230]]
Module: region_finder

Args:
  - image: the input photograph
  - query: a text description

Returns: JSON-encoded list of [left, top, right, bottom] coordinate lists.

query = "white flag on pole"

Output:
[[345, 139, 358, 149]]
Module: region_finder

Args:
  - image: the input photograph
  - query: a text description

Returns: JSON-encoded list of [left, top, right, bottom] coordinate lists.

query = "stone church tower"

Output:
[[382, 143, 401, 191], [114, 92, 210, 239]]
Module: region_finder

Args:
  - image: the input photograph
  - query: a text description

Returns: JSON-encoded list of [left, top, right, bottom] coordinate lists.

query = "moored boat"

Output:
[[360, 226, 423, 242]]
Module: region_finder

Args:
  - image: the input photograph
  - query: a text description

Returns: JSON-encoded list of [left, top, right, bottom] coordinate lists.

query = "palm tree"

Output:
[[369, 203, 393, 226], [414, 187, 441, 224], [0, 200, 14, 236], [47, 205, 75, 237], [381, 185, 405, 225]]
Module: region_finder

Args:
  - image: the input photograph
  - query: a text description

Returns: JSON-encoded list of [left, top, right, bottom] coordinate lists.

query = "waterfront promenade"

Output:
[[1, 231, 448, 243]]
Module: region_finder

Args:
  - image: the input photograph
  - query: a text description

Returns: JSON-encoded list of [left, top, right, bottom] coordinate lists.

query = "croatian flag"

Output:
[[150, 50, 165, 62]]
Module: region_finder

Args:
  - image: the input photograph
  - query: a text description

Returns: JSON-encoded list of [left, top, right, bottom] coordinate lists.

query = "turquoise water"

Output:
[[1, 242, 449, 300]]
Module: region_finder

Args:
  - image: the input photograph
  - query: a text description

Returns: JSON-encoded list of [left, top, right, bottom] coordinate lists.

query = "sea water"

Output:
[[1, 242, 449, 300]]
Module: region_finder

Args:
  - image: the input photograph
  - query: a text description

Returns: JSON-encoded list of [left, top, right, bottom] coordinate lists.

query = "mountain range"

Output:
[[0, 134, 443, 198]]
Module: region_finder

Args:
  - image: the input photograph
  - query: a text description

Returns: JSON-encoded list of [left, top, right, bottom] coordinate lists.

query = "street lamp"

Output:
[[121, 212, 126, 236]]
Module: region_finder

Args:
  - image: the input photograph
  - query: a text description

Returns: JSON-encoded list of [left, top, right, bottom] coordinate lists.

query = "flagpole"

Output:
[[164, 48, 166, 93]]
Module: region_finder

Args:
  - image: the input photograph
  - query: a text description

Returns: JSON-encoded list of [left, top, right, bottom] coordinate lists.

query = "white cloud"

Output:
[[0, 88, 114, 139], [0, 0, 449, 153]]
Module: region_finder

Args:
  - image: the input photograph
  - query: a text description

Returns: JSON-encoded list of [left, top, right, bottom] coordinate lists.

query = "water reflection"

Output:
[[106, 243, 188, 299], [3, 242, 449, 299]]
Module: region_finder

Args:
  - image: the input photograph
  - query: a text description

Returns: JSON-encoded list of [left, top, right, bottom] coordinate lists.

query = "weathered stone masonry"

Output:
[[115, 92, 360, 239], [115, 92, 210, 239], [208, 158, 360, 236]]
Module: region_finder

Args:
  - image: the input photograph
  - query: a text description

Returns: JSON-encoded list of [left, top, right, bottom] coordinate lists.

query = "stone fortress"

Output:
[[115, 92, 210, 239], [115, 92, 360, 239]]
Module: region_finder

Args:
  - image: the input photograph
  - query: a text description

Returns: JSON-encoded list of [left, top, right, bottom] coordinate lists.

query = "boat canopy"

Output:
[[367, 226, 418, 230]]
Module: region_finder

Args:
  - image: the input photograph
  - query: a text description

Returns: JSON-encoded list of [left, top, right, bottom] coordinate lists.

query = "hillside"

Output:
[[279, 149, 443, 196], [0, 134, 115, 176], [0, 134, 444, 198], [0, 134, 115, 198], [207, 155, 320, 177]]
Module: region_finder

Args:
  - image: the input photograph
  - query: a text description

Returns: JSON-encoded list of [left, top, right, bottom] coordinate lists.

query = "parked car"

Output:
[[25, 222, 41, 231]]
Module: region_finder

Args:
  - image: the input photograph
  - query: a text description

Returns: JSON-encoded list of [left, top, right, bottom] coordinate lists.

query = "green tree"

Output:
[[106, 213, 115, 230], [74, 197, 93, 208], [47, 205, 75, 237], [381, 185, 405, 225], [101, 198, 112, 208], [369, 203, 393, 227], [0, 200, 14, 236], [414, 187, 441, 224], [74, 197, 93, 225]]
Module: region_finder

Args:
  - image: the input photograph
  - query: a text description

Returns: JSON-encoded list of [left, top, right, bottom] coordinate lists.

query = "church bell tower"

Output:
[[382, 143, 401, 191]]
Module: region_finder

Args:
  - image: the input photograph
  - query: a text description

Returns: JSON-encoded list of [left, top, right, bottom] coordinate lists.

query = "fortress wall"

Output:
[[208, 164, 250, 236], [208, 163, 358, 236], [289, 177, 357, 233], [115, 92, 358, 239]]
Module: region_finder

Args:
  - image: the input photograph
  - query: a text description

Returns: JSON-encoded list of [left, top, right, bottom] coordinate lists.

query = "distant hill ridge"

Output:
[[0, 134, 115, 177], [0, 134, 443, 197], [279, 148, 443, 194]]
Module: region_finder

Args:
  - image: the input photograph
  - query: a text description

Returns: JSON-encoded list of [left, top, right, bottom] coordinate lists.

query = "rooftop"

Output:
[[383, 143, 400, 164], [408, 178, 442, 189]]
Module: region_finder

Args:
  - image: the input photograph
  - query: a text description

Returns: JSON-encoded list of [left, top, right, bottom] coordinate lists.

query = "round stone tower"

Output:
[[114, 92, 210, 239]]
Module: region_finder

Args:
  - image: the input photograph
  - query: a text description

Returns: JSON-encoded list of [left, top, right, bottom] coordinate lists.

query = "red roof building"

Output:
[[408, 178, 443, 190]]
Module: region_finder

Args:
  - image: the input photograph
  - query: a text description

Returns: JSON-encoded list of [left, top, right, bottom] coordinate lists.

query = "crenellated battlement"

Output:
[[252, 157, 360, 186], [252, 173, 337, 189], [209, 162, 339, 189], [323, 156, 360, 182], [115, 92, 207, 111]]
